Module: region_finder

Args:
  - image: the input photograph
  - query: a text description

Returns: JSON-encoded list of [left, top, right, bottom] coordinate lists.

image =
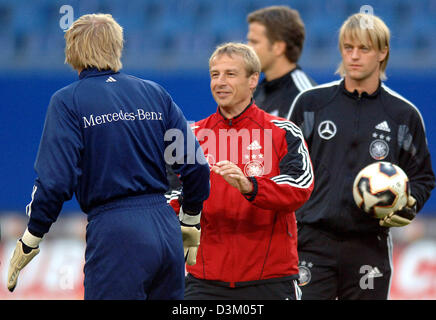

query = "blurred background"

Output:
[[0, 0, 435, 299]]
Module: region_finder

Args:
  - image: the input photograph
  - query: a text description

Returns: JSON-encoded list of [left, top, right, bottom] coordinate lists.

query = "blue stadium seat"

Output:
[[0, 0, 434, 70]]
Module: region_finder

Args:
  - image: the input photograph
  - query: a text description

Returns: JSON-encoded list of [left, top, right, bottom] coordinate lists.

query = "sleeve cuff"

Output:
[[179, 206, 201, 226], [22, 228, 43, 248], [242, 176, 258, 202], [181, 200, 203, 214]]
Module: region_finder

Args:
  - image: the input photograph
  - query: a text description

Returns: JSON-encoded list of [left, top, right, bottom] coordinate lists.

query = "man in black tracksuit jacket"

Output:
[[288, 13, 435, 299], [247, 6, 316, 119], [254, 65, 316, 118], [289, 79, 434, 234]]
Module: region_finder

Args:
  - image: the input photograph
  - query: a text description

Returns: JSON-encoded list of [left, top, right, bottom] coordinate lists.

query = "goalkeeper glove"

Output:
[[179, 206, 201, 266], [380, 196, 417, 228], [7, 228, 42, 292]]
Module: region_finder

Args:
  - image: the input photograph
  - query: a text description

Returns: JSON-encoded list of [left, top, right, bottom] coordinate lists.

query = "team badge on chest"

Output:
[[369, 139, 389, 160], [244, 160, 264, 177], [370, 120, 392, 160]]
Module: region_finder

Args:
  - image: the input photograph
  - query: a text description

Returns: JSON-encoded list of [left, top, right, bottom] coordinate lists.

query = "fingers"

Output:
[[388, 214, 411, 226], [7, 241, 40, 292], [211, 161, 245, 180], [379, 219, 402, 227], [408, 195, 417, 208], [184, 247, 189, 261], [184, 247, 198, 266], [181, 226, 200, 265], [186, 247, 198, 266], [379, 213, 410, 227], [214, 167, 243, 177], [380, 218, 406, 227], [211, 160, 253, 193], [212, 161, 241, 175], [181, 226, 200, 246], [214, 160, 233, 167], [7, 267, 19, 292], [7, 244, 23, 291]]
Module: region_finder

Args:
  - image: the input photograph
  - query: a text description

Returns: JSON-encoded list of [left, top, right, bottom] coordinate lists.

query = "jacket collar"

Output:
[[260, 65, 301, 89], [79, 67, 118, 80], [340, 78, 382, 100], [216, 99, 255, 126]]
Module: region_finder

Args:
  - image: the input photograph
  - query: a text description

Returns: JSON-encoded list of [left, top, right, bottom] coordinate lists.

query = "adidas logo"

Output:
[[106, 76, 117, 83], [367, 266, 383, 278], [247, 140, 262, 151], [375, 121, 390, 132]]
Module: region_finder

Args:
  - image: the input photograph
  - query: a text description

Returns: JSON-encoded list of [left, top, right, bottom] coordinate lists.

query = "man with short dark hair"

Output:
[[247, 6, 316, 118]]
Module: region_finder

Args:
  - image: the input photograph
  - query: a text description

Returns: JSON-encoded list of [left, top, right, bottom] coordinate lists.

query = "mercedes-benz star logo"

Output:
[[318, 120, 337, 140]]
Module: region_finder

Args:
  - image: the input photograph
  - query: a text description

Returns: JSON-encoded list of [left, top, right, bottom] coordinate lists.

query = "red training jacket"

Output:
[[172, 102, 314, 286]]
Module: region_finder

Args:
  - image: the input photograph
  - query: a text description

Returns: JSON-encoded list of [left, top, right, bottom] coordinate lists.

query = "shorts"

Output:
[[84, 193, 185, 300]]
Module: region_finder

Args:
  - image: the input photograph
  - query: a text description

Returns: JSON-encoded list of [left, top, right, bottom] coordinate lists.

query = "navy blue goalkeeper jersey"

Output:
[[26, 68, 210, 235]]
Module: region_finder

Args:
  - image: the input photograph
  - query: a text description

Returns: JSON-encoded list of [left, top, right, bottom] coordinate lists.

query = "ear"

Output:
[[378, 46, 388, 63], [249, 72, 260, 91], [272, 40, 286, 56]]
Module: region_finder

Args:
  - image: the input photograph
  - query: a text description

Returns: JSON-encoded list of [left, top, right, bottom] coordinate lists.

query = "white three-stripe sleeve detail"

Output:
[[286, 80, 342, 120], [291, 72, 306, 92], [293, 70, 313, 91], [165, 190, 181, 203], [26, 185, 38, 217], [381, 84, 427, 134], [386, 231, 394, 300], [270, 120, 313, 189]]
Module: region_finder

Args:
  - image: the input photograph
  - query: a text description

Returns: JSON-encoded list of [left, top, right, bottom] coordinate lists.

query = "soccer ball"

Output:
[[352, 162, 409, 219]]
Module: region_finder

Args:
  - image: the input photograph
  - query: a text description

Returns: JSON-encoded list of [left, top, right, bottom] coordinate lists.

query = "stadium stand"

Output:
[[0, 0, 435, 70]]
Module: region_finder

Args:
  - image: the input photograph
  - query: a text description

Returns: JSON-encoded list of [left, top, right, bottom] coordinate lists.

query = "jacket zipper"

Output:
[[229, 119, 235, 287]]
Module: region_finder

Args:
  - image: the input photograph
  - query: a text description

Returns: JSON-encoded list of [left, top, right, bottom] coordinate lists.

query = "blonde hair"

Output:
[[336, 13, 390, 80], [209, 42, 261, 77], [65, 14, 123, 72]]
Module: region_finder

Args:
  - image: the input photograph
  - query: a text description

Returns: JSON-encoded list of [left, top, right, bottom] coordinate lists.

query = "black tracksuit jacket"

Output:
[[254, 66, 316, 118], [288, 79, 435, 235]]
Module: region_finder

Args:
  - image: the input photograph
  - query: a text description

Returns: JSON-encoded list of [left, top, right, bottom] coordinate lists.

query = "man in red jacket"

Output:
[[171, 42, 314, 299]]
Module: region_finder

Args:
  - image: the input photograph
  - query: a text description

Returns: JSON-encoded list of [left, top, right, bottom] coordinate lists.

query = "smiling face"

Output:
[[209, 53, 259, 113]]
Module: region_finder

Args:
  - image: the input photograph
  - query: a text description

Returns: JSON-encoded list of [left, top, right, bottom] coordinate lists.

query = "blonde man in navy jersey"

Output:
[[6, 14, 210, 299]]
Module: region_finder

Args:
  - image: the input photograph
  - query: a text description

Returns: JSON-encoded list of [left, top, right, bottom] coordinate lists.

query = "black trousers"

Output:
[[184, 274, 301, 300], [297, 224, 393, 300]]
